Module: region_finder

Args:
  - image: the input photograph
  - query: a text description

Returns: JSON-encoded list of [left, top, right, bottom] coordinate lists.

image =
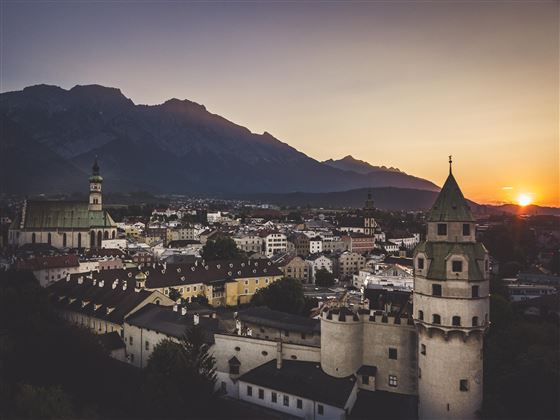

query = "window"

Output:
[[229, 365, 239, 375], [145, 341, 149, 351], [417, 257, 424, 270], [432, 284, 442, 296], [421, 344, 426, 355], [389, 348, 398, 360], [246, 386, 252, 397], [418, 310, 424, 320], [437, 223, 447, 236], [362, 375, 370, 385], [301, 333, 306, 339], [432, 314, 441, 324], [297, 399, 303, 409], [271, 392, 277, 403], [452, 260, 463, 273], [283, 395, 289, 407], [129, 336, 133, 345], [220, 382, 226, 393], [389, 375, 398, 387], [318, 404, 324, 415], [460, 379, 469, 391], [130, 353, 134, 363], [472, 285, 479, 298], [258, 389, 264, 400], [452, 316, 461, 326], [472, 316, 479, 327], [284, 330, 290, 337], [463, 224, 471, 236]]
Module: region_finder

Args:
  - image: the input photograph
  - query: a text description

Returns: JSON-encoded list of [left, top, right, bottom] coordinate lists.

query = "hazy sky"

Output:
[[1, 1, 558, 206]]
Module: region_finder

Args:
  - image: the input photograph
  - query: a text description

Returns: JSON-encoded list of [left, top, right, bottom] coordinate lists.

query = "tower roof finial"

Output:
[[449, 155, 453, 175], [92, 156, 100, 176]]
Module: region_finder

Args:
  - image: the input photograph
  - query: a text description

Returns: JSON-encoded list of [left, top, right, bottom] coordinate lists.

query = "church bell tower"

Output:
[[363, 189, 377, 236], [88, 157, 103, 211], [413, 157, 490, 418]]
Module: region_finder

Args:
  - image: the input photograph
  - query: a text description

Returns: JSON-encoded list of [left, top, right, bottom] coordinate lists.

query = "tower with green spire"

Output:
[[89, 157, 103, 212], [363, 189, 377, 235], [413, 157, 490, 418]]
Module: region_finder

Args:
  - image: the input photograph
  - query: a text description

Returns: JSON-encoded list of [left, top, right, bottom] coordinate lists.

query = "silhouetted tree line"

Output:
[[0, 271, 220, 419], [482, 277, 559, 419]]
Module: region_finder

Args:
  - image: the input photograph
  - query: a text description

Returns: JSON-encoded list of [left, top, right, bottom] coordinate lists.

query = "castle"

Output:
[[9, 159, 117, 249], [214, 161, 489, 419]]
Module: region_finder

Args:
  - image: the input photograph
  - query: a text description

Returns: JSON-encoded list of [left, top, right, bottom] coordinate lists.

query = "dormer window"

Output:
[[452, 261, 463, 273], [462, 224, 471, 236], [437, 223, 447, 236], [417, 258, 424, 270]]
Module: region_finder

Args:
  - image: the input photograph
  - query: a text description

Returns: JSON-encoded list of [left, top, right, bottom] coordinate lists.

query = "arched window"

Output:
[[47, 233, 51, 245], [452, 316, 461, 326], [103, 231, 109, 240], [432, 314, 441, 325], [90, 231, 96, 248], [418, 310, 424, 320], [63, 233, 67, 247], [97, 231, 102, 248], [78, 233, 82, 248], [111, 230, 116, 239], [32, 233, 36, 244], [472, 316, 479, 327]]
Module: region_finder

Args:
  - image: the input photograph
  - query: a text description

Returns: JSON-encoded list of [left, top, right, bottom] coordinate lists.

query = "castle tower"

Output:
[[364, 190, 376, 236], [88, 157, 103, 211], [413, 157, 490, 418]]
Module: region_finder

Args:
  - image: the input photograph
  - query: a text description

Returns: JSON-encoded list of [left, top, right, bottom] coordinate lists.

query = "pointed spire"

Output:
[[92, 156, 100, 176], [428, 160, 474, 222], [449, 155, 453, 175]]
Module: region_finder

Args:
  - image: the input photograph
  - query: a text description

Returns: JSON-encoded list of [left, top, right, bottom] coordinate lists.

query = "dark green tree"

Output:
[[251, 277, 305, 315], [143, 325, 216, 418], [191, 294, 209, 305], [168, 287, 181, 302], [14, 384, 76, 419], [202, 236, 241, 261], [315, 268, 335, 287]]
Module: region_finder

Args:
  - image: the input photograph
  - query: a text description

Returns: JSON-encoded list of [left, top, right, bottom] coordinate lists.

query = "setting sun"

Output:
[[517, 193, 533, 207]]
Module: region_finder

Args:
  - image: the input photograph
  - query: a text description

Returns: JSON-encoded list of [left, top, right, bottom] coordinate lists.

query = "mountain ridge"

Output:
[[1, 84, 440, 196]]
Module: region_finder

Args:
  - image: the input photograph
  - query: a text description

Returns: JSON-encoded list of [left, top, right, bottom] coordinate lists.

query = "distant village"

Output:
[[0, 159, 558, 419]]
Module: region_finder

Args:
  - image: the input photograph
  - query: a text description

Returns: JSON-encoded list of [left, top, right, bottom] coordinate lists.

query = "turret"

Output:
[[89, 157, 103, 211], [413, 157, 490, 419]]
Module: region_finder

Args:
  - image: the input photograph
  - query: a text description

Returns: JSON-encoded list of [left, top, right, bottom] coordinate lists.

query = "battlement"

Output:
[[321, 307, 415, 327]]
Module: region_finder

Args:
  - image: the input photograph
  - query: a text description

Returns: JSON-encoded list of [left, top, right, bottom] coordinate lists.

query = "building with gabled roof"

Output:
[[9, 159, 117, 249]]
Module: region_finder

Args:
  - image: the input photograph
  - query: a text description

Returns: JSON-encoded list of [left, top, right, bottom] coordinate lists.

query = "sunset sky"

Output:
[[1, 1, 558, 206]]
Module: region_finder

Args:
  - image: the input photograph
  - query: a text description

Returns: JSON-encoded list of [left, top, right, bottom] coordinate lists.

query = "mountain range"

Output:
[[0, 84, 439, 195]]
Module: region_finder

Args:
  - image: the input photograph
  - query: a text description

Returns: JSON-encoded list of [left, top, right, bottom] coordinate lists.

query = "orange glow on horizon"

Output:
[[517, 194, 533, 207]]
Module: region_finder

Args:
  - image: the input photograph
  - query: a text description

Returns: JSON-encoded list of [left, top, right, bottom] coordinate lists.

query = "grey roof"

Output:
[[239, 360, 356, 408], [98, 331, 125, 351], [238, 307, 320, 334], [125, 303, 222, 343], [427, 173, 474, 222]]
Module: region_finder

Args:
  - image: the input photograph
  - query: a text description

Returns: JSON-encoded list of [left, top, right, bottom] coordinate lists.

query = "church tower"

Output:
[[88, 158, 103, 212], [413, 157, 489, 418], [363, 190, 376, 236]]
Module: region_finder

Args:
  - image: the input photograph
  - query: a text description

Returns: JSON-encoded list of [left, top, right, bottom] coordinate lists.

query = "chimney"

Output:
[[99, 280, 104, 288], [193, 313, 200, 325], [276, 341, 283, 370], [173, 304, 178, 312], [181, 307, 187, 316], [211, 312, 217, 319]]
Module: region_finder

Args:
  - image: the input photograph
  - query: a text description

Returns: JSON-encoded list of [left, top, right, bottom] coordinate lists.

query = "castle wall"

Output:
[[320, 313, 363, 378], [418, 329, 483, 418], [362, 316, 418, 395]]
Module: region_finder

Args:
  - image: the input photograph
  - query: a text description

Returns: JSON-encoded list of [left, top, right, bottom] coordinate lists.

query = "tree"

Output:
[[143, 325, 216, 418], [315, 268, 335, 287], [168, 287, 181, 302], [202, 236, 241, 261], [14, 384, 76, 419], [191, 294, 209, 305], [251, 277, 305, 315]]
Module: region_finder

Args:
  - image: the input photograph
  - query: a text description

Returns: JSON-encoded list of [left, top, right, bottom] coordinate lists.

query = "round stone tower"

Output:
[[89, 157, 103, 212], [413, 158, 490, 419], [320, 307, 363, 377]]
